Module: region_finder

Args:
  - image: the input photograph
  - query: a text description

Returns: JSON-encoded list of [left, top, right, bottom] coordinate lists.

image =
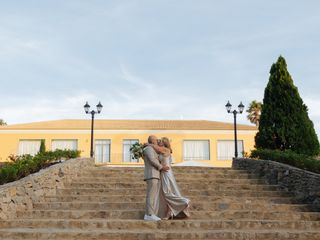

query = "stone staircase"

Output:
[[0, 166, 320, 239]]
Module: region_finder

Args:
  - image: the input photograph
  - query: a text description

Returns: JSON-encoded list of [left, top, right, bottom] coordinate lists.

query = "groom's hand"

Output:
[[161, 166, 170, 172]]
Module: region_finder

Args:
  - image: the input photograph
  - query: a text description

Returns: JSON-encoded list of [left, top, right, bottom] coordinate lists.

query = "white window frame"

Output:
[[217, 140, 244, 160], [51, 139, 78, 151], [95, 139, 111, 163], [18, 139, 41, 156], [183, 140, 210, 161], [123, 139, 139, 163]]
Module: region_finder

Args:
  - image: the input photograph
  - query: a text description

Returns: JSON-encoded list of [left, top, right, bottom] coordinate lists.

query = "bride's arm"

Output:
[[149, 144, 171, 156]]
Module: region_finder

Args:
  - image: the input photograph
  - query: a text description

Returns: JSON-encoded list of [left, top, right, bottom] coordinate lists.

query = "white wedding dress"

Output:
[[157, 154, 190, 219]]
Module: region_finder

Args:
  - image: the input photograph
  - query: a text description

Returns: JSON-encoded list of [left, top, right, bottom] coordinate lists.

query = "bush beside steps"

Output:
[[0, 149, 81, 185], [251, 148, 320, 174]]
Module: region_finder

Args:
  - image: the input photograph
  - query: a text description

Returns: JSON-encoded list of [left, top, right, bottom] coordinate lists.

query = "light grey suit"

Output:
[[143, 146, 162, 216]]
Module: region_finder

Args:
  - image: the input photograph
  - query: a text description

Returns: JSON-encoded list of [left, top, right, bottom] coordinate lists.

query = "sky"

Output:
[[0, 0, 319, 137]]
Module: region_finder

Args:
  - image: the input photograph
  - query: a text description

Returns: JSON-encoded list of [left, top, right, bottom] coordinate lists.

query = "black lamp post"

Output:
[[84, 101, 103, 158], [225, 101, 245, 158]]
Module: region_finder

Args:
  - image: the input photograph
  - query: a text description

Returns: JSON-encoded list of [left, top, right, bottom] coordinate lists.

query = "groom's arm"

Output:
[[143, 147, 163, 171]]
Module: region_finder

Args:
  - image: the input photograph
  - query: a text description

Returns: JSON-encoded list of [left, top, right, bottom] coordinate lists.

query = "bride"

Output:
[[149, 137, 190, 219]]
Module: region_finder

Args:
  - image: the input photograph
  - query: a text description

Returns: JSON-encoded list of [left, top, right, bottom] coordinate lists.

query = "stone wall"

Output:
[[233, 158, 320, 206], [0, 158, 94, 220]]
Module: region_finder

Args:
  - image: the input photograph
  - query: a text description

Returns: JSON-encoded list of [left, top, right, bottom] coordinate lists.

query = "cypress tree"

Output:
[[39, 139, 46, 153], [255, 56, 320, 156]]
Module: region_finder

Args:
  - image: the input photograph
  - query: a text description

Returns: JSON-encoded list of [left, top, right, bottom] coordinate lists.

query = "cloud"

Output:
[[305, 98, 320, 117], [119, 61, 154, 91], [0, 93, 96, 124], [0, 0, 319, 140], [305, 98, 320, 136]]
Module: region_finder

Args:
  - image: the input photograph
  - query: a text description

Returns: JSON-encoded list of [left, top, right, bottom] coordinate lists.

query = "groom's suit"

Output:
[[143, 146, 163, 216]]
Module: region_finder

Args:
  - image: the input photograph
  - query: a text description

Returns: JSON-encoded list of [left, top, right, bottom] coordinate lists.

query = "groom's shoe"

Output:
[[144, 214, 161, 221]]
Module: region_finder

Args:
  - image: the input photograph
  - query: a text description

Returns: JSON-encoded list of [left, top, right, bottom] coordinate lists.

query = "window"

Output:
[[18, 140, 41, 156], [217, 140, 244, 160], [95, 139, 110, 163], [123, 139, 139, 162], [51, 140, 78, 151], [183, 140, 210, 161]]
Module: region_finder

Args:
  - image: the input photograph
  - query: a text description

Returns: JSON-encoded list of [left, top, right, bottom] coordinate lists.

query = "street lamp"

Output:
[[84, 101, 103, 158], [225, 101, 245, 158]]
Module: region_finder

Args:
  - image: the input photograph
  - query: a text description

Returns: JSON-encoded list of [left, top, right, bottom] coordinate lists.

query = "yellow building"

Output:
[[0, 119, 257, 167]]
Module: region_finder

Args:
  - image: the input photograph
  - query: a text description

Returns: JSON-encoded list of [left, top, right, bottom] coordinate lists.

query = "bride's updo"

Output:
[[161, 137, 172, 153]]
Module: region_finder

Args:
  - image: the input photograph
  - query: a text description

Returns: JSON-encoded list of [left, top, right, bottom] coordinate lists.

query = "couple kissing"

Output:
[[143, 135, 190, 221]]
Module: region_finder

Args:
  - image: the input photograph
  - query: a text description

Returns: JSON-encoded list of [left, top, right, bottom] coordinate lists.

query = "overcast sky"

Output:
[[0, 1, 319, 136]]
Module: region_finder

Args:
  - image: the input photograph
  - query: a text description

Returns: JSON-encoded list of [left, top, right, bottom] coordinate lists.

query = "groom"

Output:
[[143, 135, 169, 221]]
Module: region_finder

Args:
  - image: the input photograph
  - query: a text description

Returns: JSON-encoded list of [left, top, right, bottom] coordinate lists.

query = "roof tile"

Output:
[[0, 119, 257, 131]]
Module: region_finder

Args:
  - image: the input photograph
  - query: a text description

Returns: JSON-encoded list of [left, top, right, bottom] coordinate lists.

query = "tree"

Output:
[[246, 100, 262, 127], [39, 139, 46, 153], [0, 119, 7, 126], [255, 56, 320, 156]]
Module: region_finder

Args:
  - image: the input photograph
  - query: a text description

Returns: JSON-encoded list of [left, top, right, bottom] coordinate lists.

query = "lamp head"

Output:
[[96, 102, 103, 113], [238, 101, 245, 114], [225, 101, 232, 113], [84, 102, 90, 114]]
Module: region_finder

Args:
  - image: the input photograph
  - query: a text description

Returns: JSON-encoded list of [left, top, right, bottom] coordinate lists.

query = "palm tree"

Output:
[[246, 101, 262, 127], [0, 119, 7, 126]]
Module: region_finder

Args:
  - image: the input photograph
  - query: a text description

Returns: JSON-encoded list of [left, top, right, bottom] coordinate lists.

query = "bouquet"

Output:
[[130, 142, 147, 160]]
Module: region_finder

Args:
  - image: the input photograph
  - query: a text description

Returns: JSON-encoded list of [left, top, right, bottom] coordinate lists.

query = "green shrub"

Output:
[[0, 164, 18, 184], [39, 139, 46, 153], [0, 149, 81, 185], [0, 162, 7, 169], [250, 149, 320, 174]]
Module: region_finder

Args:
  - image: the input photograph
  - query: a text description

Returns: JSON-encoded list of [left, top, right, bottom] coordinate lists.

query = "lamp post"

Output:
[[225, 101, 245, 158], [84, 101, 103, 158]]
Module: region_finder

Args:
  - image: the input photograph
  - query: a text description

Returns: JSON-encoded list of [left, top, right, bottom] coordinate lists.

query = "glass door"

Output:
[[95, 139, 111, 163]]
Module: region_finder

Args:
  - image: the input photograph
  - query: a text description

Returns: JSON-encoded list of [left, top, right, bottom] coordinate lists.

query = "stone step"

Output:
[[87, 167, 244, 172], [86, 170, 252, 176], [45, 194, 296, 204], [0, 228, 319, 240], [17, 209, 320, 221], [73, 177, 267, 184], [87, 165, 247, 173], [81, 172, 255, 179], [56, 188, 290, 197], [75, 177, 266, 184], [1, 219, 320, 231], [4, 164, 318, 240], [84, 167, 250, 173], [66, 182, 279, 191], [33, 202, 311, 212]]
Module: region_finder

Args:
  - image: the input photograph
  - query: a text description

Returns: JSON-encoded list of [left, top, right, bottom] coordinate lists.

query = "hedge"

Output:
[[250, 149, 320, 174], [0, 149, 81, 185]]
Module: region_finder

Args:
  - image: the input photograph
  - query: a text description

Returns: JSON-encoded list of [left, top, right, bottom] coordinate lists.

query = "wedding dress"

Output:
[[158, 154, 190, 219]]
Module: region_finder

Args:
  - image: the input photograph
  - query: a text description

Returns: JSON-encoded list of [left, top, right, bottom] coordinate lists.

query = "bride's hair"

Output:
[[161, 137, 172, 153]]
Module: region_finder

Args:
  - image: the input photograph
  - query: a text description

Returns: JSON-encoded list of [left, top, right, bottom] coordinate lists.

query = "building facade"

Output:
[[0, 119, 257, 167]]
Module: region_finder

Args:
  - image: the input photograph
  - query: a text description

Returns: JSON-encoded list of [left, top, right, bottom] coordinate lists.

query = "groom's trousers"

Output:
[[145, 179, 160, 216]]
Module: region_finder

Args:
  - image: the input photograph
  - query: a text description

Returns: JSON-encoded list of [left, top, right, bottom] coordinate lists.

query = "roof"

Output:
[[0, 119, 257, 131]]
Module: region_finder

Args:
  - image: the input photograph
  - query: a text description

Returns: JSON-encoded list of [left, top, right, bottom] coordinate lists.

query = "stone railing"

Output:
[[0, 157, 94, 220], [233, 158, 320, 206]]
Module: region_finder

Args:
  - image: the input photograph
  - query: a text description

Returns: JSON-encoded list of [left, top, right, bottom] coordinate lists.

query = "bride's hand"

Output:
[[161, 165, 170, 172]]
